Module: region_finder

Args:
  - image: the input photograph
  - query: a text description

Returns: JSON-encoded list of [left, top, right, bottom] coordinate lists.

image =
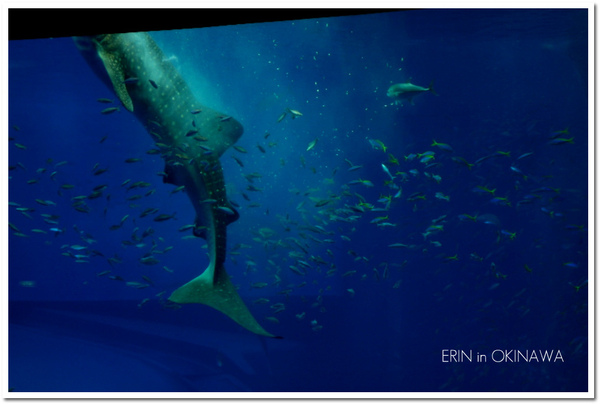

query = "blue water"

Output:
[[8, 9, 588, 393]]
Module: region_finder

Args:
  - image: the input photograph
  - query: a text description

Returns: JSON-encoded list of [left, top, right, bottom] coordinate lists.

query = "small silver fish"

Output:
[[101, 107, 120, 115]]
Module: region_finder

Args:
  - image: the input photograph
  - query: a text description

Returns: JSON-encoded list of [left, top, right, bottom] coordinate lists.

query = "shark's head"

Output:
[[73, 36, 115, 95]]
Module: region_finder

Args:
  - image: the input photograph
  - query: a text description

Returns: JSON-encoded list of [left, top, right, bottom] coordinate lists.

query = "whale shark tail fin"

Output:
[[168, 265, 280, 338], [428, 80, 438, 96]]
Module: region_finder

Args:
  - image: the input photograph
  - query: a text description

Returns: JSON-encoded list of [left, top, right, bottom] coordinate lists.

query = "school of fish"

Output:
[[9, 72, 586, 337]]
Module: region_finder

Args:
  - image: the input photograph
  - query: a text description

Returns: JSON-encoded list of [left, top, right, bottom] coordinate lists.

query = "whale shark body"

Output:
[[74, 33, 278, 338]]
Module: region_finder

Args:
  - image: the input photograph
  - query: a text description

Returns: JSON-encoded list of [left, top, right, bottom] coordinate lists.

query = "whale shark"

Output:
[[74, 32, 278, 338]]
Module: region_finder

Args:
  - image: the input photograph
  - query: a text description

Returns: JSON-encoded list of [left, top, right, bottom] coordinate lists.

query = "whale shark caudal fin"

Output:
[[169, 264, 281, 339], [428, 80, 438, 96]]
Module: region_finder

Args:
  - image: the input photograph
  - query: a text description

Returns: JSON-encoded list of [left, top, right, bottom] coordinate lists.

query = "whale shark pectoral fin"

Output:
[[168, 266, 279, 338], [97, 48, 134, 112]]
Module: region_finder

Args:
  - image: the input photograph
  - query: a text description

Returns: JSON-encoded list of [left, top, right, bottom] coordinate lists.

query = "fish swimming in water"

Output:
[[387, 80, 437, 105], [74, 32, 278, 338]]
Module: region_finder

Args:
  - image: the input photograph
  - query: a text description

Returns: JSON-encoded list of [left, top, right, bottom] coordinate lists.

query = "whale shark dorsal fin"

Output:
[[96, 47, 134, 112], [202, 115, 244, 158]]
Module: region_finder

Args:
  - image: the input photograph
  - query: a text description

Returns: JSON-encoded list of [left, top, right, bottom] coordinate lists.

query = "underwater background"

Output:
[[7, 9, 589, 393]]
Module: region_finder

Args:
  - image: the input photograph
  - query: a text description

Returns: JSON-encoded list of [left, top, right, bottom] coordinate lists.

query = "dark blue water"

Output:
[[8, 9, 589, 394]]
